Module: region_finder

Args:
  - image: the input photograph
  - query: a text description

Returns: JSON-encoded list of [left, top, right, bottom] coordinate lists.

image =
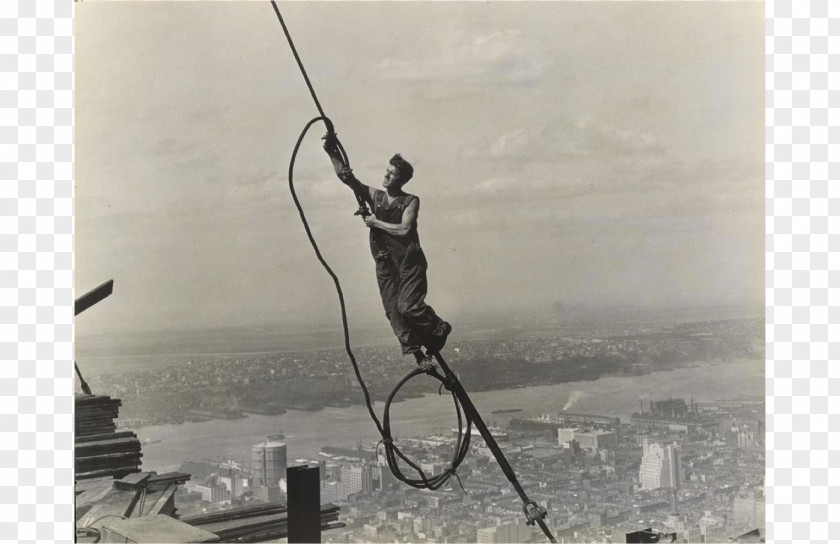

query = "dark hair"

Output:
[[390, 154, 414, 183]]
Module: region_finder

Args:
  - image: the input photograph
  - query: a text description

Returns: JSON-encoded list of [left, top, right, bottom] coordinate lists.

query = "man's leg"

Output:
[[396, 252, 451, 353], [375, 255, 423, 356]]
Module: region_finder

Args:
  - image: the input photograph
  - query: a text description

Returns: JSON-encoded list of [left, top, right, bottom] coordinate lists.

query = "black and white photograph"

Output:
[[74, 2, 765, 542]]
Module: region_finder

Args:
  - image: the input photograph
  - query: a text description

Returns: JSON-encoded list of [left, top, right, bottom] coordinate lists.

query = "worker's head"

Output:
[[384, 154, 414, 188]]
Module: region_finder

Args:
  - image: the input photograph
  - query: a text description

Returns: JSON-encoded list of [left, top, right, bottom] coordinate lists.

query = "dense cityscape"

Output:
[[75, 316, 764, 543], [169, 395, 764, 543]]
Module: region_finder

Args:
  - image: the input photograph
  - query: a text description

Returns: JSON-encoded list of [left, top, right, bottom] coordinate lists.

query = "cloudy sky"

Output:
[[75, 1, 764, 337]]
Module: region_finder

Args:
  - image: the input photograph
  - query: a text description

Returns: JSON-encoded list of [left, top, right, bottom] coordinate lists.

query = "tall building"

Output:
[[639, 440, 681, 490], [372, 465, 399, 492], [558, 428, 576, 445], [251, 440, 287, 487], [219, 473, 244, 498], [340, 465, 373, 496]]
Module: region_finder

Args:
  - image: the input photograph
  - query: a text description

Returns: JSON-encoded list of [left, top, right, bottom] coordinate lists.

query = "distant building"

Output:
[[252, 484, 283, 503], [631, 413, 716, 434], [188, 482, 231, 504], [477, 521, 533, 543], [251, 440, 287, 487], [340, 465, 373, 496], [598, 448, 615, 463], [632, 397, 716, 434], [639, 440, 681, 490], [363, 524, 378, 539], [218, 473, 244, 498], [420, 461, 445, 476], [179, 461, 219, 481], [371, 465, 399, 492], [322, 462, 342, 481], [674, 526, 703, 543], [725, 419, 764, 449], [649, 398, 694, 418], [558, 428, 618, 452], [320, 480, 347, 502], [319, 446, 376, 463], [733, 490, 766, 529], [525, 412, 620, 431], [413, 515, 434, 536], [551, 412, 621, 426], [476, 525, 496, 543]]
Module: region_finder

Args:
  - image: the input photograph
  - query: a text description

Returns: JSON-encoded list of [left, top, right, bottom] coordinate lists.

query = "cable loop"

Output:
[[452, 470, 467, 494], [274, 0, 555, 535], [286, 113, 555, 542]]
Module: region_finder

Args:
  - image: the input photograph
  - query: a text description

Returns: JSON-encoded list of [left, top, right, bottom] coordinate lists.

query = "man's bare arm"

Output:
[[365, 197, 418, 237], [324, 139, 374, 204]]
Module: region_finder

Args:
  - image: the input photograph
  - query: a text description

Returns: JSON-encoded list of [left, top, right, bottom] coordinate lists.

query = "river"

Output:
[[136, 359, 763, 472]]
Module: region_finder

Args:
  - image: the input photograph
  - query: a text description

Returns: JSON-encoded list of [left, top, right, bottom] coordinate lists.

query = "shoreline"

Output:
[[134, 357, 765, 472], [118, 357, 763, 431]]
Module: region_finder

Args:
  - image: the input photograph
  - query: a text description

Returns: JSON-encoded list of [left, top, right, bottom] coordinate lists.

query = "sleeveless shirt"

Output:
[[369, 189, 422, 265]]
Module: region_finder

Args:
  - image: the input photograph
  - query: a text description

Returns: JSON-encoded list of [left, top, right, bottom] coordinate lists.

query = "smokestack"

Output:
[[640, 400, 644, 414]]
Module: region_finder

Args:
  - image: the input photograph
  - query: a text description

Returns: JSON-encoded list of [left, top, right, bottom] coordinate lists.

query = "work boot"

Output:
[[415, 354, 436, 373], [425, 321, 452, 354]]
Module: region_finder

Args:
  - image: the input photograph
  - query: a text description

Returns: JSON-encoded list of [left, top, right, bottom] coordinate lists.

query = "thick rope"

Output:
[[287, 116, 555, 543], [270, 1, 328, 123], [272, 3, 555, 541], [270, 4, 470, 490], [286, 117, 470, 492]]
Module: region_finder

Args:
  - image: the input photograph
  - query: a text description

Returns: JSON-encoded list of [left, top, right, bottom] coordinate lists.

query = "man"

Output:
[[323, 135, 451, 367]]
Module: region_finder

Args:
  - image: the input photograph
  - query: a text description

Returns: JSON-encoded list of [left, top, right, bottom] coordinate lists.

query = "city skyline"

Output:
[[75, 2, 763, 337], [77, 314, 764, 542]]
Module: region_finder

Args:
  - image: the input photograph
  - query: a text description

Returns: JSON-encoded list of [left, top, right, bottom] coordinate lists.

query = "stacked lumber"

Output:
[[181, 502, 343, 542], [75, 395, 143, 480], [75, 395, 123, 437]]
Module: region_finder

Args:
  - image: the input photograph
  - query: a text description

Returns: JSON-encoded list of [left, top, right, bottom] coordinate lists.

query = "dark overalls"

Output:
[[369, 189, 449, 356]]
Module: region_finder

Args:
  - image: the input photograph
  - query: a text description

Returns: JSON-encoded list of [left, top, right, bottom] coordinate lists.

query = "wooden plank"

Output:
[[75, 431, 137, 444], [74, 395, 118, 406], [75, 487, 137, 528], [146, 485, 177, 516], [76, 452, 143, 465], [75, 437, 141, 452], [75, 279, 114, 316], [147, 471, 191, 483], [75, 444, 142, 457], [116, 472, 152, 487], [76, 467, 141, 481]]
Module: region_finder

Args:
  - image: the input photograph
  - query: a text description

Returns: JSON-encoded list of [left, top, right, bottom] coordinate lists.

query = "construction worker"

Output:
[[323, 135, 451, 366]]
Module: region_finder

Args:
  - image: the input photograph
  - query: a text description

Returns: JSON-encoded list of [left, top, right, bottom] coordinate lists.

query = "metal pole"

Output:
[[287, 465, 320, 543]]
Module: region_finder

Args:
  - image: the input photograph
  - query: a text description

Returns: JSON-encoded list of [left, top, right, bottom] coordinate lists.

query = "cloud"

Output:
[[460, 116, 662, 162], [465, 173, 624, 204], [372, 29, 550, 86]]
